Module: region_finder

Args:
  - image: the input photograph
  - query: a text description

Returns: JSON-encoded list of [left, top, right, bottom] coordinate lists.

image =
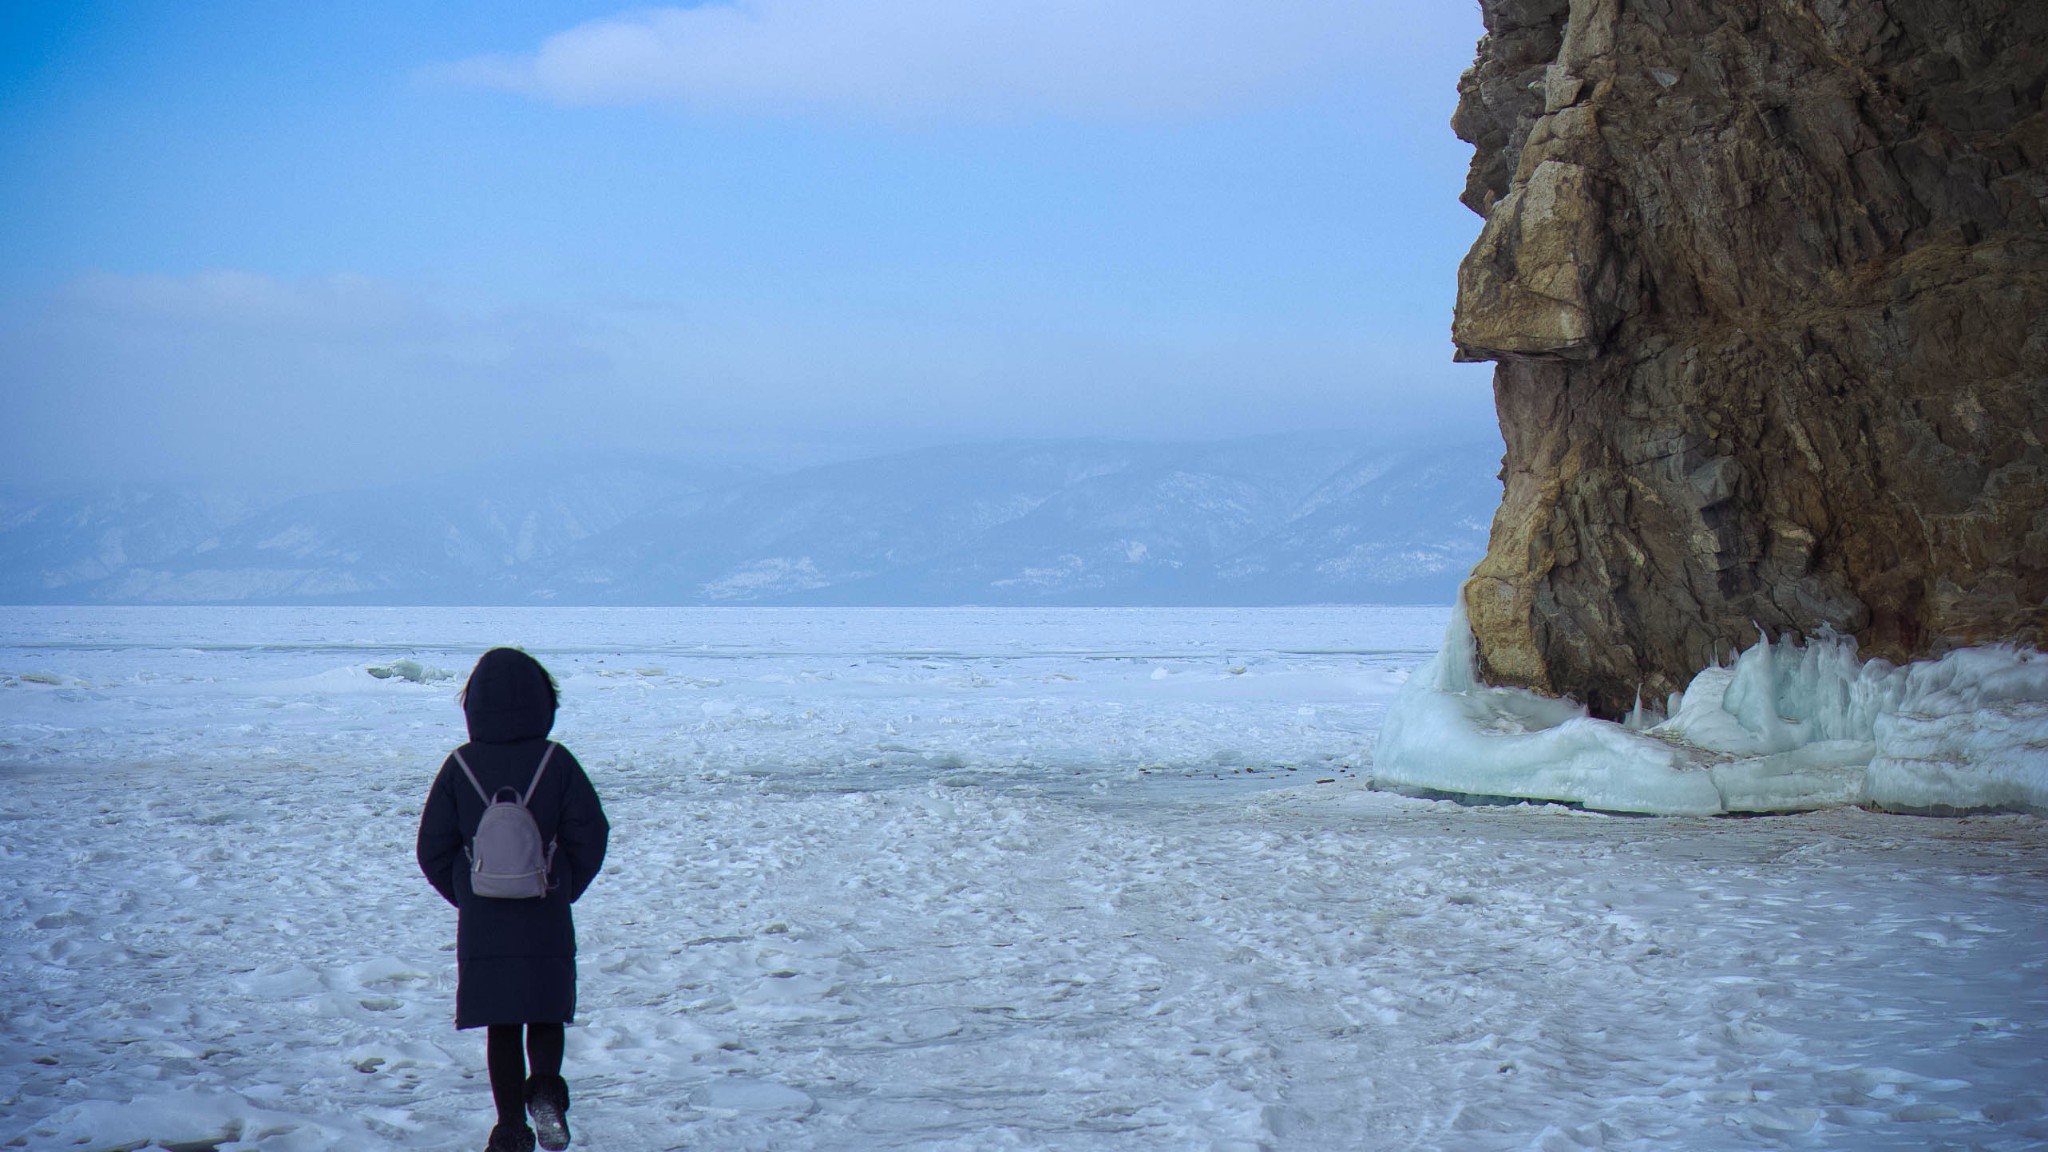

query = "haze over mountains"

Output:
[[0, 434, 1502, 606]]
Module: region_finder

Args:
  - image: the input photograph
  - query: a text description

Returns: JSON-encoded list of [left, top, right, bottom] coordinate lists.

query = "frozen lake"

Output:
[[3, 606, 2045, 1150]]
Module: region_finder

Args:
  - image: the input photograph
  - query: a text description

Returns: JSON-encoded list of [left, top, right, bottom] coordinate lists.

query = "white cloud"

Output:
[[436, 0, 1401, 119], [2, 273, 631, 490], [59, 270, 432, 337], [1, 267, 1497, 491]]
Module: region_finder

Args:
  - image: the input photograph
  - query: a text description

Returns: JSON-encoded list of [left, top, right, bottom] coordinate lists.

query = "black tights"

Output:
[[487, 1023, 565, 1127]]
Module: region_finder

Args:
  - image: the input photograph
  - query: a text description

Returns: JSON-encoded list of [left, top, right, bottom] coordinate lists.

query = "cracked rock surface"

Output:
[[1451, 0, 2048, 716]]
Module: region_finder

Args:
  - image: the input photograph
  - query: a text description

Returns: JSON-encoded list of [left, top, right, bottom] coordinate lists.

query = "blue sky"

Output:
[[0, 1, 1494, 490]]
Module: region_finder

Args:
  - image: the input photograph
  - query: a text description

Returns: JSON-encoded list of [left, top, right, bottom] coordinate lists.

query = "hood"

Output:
[[462, 647, 557, 743]]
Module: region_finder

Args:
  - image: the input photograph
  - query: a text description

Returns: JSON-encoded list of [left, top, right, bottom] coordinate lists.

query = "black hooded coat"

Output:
[[417, 648, 609, 1029]]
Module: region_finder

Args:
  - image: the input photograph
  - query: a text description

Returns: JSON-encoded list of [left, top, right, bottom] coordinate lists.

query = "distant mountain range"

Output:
[[0, 434, 1503, 605]]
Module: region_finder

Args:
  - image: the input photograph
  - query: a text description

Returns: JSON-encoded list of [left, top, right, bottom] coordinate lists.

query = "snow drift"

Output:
[[1373, 605, 2048, 816]]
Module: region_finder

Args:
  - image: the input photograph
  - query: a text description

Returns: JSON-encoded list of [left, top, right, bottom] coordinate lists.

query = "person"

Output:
[[418, 647, 610, 1152]]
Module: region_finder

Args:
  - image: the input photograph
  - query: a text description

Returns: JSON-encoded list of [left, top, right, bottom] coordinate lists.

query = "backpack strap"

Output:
[[452, 743, 558, 808], [521, 742, 558, 807], [451, 749, 491, 805]]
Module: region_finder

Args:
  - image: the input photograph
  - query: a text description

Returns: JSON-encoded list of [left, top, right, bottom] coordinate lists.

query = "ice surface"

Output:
[[4, 606, 2045, 1150], [1376, 604, 2048, 816]]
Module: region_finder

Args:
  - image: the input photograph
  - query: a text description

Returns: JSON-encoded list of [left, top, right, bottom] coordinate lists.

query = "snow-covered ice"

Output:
[[1376, 603, 2048, 817], [3, 606, 2045, 1151]]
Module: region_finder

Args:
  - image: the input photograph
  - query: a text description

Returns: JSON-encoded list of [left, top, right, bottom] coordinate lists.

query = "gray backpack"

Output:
[[453, 742, 558, 899]]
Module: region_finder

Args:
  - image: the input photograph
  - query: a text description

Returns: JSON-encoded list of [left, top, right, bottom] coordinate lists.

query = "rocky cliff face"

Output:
[[1451, 0, 2048, 717]]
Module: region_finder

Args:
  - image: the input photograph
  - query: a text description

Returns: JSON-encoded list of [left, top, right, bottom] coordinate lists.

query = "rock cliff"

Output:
[[1451, 0, 2048, 717]]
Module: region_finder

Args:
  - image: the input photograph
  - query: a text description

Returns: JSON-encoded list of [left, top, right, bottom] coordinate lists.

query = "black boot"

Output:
[[486, 1122, 535, 1152], [525, 1074, 571, 1151]]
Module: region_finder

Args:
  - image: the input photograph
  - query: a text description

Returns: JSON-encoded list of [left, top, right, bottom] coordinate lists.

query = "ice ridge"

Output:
[[1373, 605, 2048, 816]]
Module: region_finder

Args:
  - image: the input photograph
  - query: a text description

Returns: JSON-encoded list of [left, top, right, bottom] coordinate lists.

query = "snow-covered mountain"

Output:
[[0, 435, 1502, 605], [0, 457, 743, 605]]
